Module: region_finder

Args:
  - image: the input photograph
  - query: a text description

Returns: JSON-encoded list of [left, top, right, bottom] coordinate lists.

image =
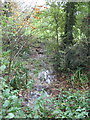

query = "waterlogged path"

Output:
[[18, 45, 57, 107]]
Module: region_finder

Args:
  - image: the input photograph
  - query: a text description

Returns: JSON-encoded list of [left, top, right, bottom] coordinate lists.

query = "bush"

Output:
[[52, 42, 89, 72]]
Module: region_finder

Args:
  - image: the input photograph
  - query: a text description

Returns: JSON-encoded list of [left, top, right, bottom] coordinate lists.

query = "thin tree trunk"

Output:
[[54, 15, 59, 52]]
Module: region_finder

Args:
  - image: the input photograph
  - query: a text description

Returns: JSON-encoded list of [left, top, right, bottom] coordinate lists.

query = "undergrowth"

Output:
[[0, 81, 90, 119]]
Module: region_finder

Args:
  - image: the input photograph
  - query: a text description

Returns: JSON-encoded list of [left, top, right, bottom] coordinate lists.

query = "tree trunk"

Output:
[[63, 2, 76, 47]]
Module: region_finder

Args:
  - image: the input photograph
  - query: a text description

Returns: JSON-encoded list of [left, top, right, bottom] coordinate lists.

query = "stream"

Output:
[[18, 47, 57, 107]]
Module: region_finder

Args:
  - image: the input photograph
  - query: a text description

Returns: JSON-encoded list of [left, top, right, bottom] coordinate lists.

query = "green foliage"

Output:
[[10, 61, 30, 89], [1, 75, 89, 118], [1, 88, 24, 118], [65, 43, 88, 69], [32, 2, 65, 48], [52, 50, 66, 72], [68, 69, 89, 88], [1, 1, 90, 119], [26, 93, 53, 118], [0, 51, 10, 76], [51, 89, 89, 118], [2, 88, 89, 118]]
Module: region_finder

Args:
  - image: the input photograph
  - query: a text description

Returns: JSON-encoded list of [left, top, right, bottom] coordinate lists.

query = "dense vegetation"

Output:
[[0, 0, 90, 119]]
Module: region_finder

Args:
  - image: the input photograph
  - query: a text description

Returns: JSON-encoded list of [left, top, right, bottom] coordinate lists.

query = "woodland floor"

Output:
[[16, 42, 90, 107]]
